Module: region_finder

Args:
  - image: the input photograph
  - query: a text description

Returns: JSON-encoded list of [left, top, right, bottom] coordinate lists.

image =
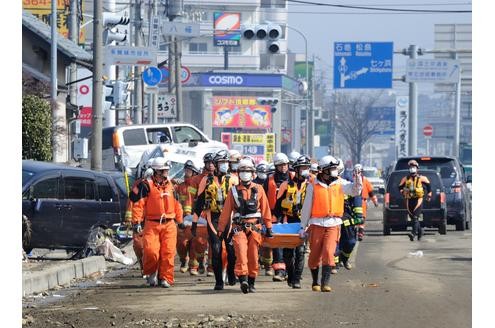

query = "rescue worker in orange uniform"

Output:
[[263, 152, 294, 281], [132, 157, 185, 287], [126, 160, 154, 276], [399, 160, 432, 241], [354, 164, 379, 241], [192, 150, 237, 290], [274, 155, 312, 289], [300, 155, 362, 292], [218, 159, 273, 294], [176, 160, 207, 275]]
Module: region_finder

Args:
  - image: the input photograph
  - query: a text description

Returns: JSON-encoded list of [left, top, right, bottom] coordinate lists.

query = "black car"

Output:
[[22, 160, 122, 252], [104, 170, 135, 222], [383, 170, 447, 235], [393, 156, 471, 231]]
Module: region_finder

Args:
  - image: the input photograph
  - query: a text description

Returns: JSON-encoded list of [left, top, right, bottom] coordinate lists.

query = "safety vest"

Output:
[[143, 179, 178, 220], [231, 185, 261, 221], [281, 180, 307, 218], [342, 195, 363, 227], [310, 181, 344, 218], [176, 177, 195, 214], [404, 175, 425, 199], [267, 172, 294, 210], [204, 175, 230, 213]]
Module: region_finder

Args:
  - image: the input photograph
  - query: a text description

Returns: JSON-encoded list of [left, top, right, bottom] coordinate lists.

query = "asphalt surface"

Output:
[[22, 206, 472, 327]]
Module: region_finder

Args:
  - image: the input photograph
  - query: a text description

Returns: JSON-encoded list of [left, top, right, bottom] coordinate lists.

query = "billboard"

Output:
[[212, 96, 271, 129], [213, 12, 241, 47], [222, 133, 275, 163], [23, 0, 86, 43]]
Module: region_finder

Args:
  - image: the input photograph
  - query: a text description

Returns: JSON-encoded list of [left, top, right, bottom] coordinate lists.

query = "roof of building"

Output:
[[22, 10, 92, 63]]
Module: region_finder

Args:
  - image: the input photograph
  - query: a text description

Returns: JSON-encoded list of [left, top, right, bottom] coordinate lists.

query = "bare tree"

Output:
[[332, 91, 384, 164]]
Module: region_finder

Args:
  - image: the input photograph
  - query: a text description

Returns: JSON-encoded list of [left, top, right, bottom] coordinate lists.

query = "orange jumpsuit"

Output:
[[132, 178, 183, 284], [127, 178, 147, 272], [218, 183, 272, 278]]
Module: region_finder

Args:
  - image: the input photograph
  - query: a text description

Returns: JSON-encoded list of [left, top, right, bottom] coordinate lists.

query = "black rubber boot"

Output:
[[283, 248, 294, 287], [248, 277, 256, 293], [311, 267, 320, 291], [239, 275, 249, 294], [321, 265, 332, 292], [294, 245, 305, 287]]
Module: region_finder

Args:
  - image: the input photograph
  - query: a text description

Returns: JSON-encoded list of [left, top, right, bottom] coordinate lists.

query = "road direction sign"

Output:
[[105, 46, 156, 66], [161, 21, 200, 37], [333, 42, 393, 89], [406, 59, 460, 83], [142, 66, 162, 86], [423, 125, 433, 137]]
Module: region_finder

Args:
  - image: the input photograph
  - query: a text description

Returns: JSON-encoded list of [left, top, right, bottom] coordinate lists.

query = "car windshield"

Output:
[[396, 158, 458, 183], [363, 169, 380, 178], [22, 169, 35, 187]]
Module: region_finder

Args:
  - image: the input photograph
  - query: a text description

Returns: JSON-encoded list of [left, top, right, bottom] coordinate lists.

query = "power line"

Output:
[[286, 0, 471, 13]]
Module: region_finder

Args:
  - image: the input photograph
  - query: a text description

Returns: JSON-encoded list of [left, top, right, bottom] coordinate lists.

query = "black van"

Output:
[[393, 156, 471, 231], [22, 160, 122, 252], [383, 170, 447, 235]]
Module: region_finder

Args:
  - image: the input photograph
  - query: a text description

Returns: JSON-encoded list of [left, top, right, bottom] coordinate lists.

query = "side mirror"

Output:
[[379, 187, 385, 195]]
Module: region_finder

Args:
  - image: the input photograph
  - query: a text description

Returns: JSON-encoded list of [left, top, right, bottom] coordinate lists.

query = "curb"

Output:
[[22, 256, 107, 297]]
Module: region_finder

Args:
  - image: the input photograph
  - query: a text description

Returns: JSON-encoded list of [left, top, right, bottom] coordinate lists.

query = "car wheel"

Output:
[[383, 224, 391, 236], [22, 215, 32, 253], [455, 217, 466, 231], [438, 220, 447, 235]]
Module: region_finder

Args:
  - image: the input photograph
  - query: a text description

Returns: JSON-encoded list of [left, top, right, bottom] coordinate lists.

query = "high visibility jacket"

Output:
[[311, 181, 344, 218], [342, 194, 364, 227], [175, 176, 195, 215], [276, 179, 308, 219], [266, 172, 294, 210], [399, 175, 431, 199], [194, 174, 236, 218], [218, 182, 273, 234], [132, 178, 183, 224]]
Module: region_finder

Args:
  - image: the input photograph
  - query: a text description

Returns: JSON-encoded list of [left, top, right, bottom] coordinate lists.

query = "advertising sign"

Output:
[[395, 96, 409, 157], [23, 0, 86, 42], [213, 12, 241, 47], [212, 96, 271, 129], [79, 107, 92, 127], [223, 133, 275, 163], [157, 94, 177, 118], [333, 42, 393, 89]]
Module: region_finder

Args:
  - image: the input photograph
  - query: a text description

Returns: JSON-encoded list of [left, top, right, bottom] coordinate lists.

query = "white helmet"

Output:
[[238, 158, 255, 172], [288, 151, 301, 164], [151, 157, 171, 170], [318, 155, 339, 171], [337, 158, 345, 176], [273, 153, 289, 166], [146, 158, 154, 169], [228, 149, 242, 162], [354, 163, 363, 172], [258, 160, 269, 166], [310, 163, 319, 173]]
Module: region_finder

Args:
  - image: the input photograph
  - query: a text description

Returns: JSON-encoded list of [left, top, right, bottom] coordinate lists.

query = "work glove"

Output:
[[177, 222, 186, 230], [191, 222, 197, 237], [133, 223, 142, 234], [265, 227, 274, 238]]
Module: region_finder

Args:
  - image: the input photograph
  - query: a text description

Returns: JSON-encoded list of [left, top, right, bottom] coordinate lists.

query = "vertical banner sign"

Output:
[[23, 0, 86, 42], [213, 12, 241, 47], [265, 133, 275, 163], [395, 96, 409, 158], [212, 96, 271, 129]]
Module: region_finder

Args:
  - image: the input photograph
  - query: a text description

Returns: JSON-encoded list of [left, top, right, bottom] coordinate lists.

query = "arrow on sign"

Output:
[[449, 64, 459, 78]]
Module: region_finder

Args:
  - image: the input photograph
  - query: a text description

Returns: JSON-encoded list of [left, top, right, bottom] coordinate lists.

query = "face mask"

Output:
[[218, 162, 229, 173], [409, 167, 417, 174], [300, 169, 310, 178], [231, 163, 239, 171], [239, 172, 252, 182], [257, 173, 267, 180], [330, 170, 338, 177]]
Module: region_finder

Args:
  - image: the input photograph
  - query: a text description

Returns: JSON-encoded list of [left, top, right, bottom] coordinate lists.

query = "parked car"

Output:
[[101, 123, 227, 173], [22, 160, 122, 253], [104, 170, 135, 222], [393, 156, 471, 231], [383, 169, 447, 235]]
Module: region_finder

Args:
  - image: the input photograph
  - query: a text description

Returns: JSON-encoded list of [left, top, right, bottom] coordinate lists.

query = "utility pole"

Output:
[[453, 52, 462, 159], [133, 0, 143, 124], [408, 44, 418, 156], [91, 0, 104, 171], [175, 36, 183, 122], [150, 0, 158, 124], [68, 0, 79, 160], [307, 54, 315, 158], [167, 0, 183, 122]]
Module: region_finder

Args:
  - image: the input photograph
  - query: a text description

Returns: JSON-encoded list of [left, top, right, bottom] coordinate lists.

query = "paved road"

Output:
[[22, 206, 472, 327]]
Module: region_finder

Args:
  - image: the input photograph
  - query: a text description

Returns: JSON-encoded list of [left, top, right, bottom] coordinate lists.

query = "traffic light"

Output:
[[257, 97, 279, 113], [241, 22, 282, 54], [103, 84, 114, 112], [103, 12, 130, 45]]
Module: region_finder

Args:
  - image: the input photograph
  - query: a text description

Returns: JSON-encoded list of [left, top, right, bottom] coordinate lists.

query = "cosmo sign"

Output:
[[200, 73, 282, 87], [208, 75, 244, 85]]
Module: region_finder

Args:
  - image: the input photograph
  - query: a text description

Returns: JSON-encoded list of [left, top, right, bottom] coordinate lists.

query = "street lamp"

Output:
[[286, 25, 311, 156]]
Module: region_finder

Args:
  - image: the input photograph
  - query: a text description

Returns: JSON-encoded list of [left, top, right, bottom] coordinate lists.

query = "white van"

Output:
[[101, 123, 226, 172]]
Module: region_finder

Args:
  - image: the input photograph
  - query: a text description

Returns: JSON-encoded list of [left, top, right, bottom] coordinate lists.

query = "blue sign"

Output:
[[366, 106, 395, 136], [241, 145, 265, 156], [199, 73, 282, 87], [333, 42, 393, 89], [160, 67, 170, 82], [142, 66, 162, 86]]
